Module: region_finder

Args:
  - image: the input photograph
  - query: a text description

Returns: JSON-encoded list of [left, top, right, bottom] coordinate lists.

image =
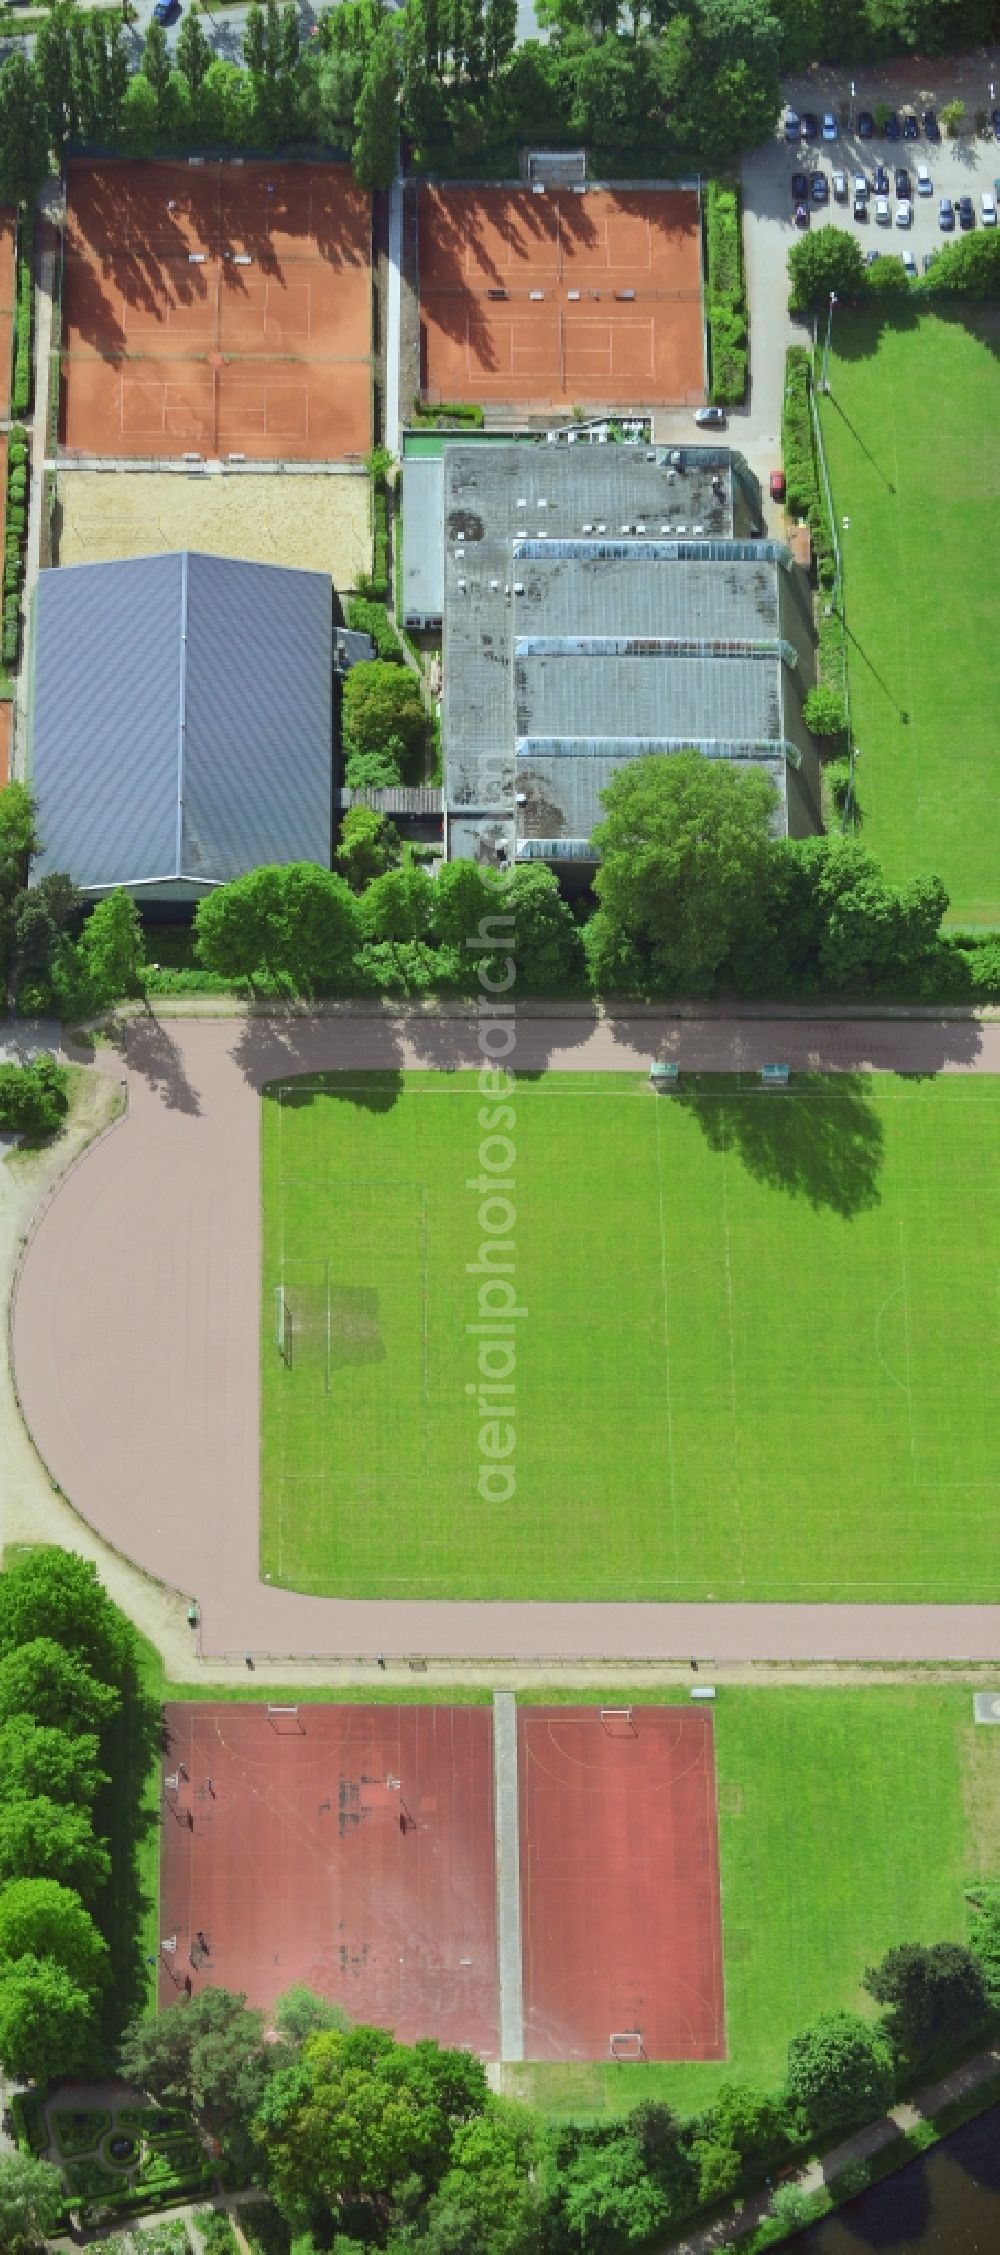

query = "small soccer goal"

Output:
[[274, 1285, 293, 1368], [271, 1261, 332, 1392], [267, 1705, 305, 1735], [525, 148, 587, 187], [609, 2030, 646, 2062], [600, 1707, 637, 1737]]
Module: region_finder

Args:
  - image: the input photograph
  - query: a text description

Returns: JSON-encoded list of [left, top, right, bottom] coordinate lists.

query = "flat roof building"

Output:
[[437, 443, 821, 866]]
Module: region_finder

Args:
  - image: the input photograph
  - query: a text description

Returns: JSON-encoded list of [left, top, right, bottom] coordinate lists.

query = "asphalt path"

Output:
[[10, 1008, 1000, 1663]]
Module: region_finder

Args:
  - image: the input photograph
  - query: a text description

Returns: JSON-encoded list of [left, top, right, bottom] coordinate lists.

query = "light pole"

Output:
[[821, 292, 837, 393], [850, 79, 856, 133]]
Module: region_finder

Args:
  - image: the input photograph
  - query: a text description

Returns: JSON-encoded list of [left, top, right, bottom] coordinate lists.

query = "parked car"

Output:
[[873, 161, 889, 192], [916, 162, 932, 195], [693, 406, 727, 427], [853, 172, 868, 199], [894, 166, 910, 199], [938, 196, 954, 230], [853, 192, 868, 219], [884, 110, 900, 139], [874, 195, 891, 224], [923, 108, 940, 139], [791, 171, 810, 198], [822, 112, 838, 141], [152, 0, 180, 19], [811, 172, 829, 201], [958, 195, 975, 229], [981, 190, 997, 226], [769, 469, 786, 500], [801, 112, 819, 140], [794, 202, 811, 226], [832, 169, 848, 200], [895, 200, 912, 228], [902, 112, 919, 140], [864, 248, 881, 265], [857, 109, 874, 138], [992, 108, 1000, 140], [901, 250, 917, 274], [784, 109, 801, 142]]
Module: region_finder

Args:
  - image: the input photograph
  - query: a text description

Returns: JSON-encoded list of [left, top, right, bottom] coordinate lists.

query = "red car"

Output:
[[769, 469, 786, 501]]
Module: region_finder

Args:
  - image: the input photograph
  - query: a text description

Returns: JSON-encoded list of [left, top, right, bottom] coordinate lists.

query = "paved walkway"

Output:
[[386, 177, 403, 457], [660, 2041, 1000, 2255], [8, 1007, 1000, 1666]]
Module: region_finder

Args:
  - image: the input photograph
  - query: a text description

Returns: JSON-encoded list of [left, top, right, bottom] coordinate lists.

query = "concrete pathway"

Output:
[[386, 176, 403, 458], [8, 1007, 1000, 1666]]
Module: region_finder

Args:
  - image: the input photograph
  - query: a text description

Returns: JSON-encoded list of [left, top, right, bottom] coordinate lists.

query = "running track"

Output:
[[11, 1009, 1000, 1662]]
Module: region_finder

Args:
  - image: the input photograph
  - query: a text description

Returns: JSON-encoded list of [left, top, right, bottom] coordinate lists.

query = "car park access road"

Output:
[[9, 1006, 1000, 1669]]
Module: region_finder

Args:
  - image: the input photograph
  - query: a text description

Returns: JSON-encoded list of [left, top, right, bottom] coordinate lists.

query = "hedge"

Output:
[[3, 415, 30, 670], [782, 346, 847, 722], [346, 594, 403, 662], [705, 180, 747, 405], [10, 2087, 48, 2153], [411, 397, 484, 426], [10, 217, 33, 418]]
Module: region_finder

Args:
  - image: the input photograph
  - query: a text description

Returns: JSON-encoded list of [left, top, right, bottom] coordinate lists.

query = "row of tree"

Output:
[[789, 223, 1000, 311], [0, 783, 145, 1017], [0, 1550, 158, 2085], [108, 1930, 1000, 2254]]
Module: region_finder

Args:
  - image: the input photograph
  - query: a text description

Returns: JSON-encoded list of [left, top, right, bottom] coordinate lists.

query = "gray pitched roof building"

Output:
[[28, 552, 333, 900], [437, 443, 821, 866]]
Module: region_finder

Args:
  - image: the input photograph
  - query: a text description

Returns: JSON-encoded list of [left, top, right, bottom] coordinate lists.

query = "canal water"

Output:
[[792, 2104, 1000, 2252]]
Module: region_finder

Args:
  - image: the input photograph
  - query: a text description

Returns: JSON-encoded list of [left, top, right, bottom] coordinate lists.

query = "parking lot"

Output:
[[778, 99, 1000, 268]]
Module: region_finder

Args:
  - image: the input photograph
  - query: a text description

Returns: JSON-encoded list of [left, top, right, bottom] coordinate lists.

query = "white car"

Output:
[[832, 169, 848, 200], [895, 200, 913, 228], [875, 195, 891, 224], [982, 191, 997, 226], [902, 250, 917, 275], [916, 162, 932, 195]]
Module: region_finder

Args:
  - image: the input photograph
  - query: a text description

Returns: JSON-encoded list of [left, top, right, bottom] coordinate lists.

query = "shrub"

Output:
[[411, 397, 485, 426], [705, 179, 747, 404], [199, 2216, 241, 2255], [52, 2108, 112, 2156], [342, 660, 425, 770], [344, 746, 404, 789], [803, 684, 846, 736], [10, 2088, 47, 2153], [346, 596, 403, 662]]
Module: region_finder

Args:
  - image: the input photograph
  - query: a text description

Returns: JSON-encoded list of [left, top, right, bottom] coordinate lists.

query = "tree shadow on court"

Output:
[[106, 1006, 202, 1116], [674, 1073, 885, 1219]]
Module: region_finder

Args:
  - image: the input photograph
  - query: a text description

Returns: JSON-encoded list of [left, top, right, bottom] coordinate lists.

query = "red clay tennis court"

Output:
[[0, 213, 15, 420], [419, 185, 704, 409], [519, 1706, 725, 2062], [158, 1703, 498, 2054], [60, 159, 372, 460]]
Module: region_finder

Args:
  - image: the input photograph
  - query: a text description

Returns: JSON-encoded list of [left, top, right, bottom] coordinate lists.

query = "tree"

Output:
[[920, 230, 1000, 301], [120, 71, 159, 157], [273, 1985, 350, 2045], [198, 58, 254, 143], [34, 5, 77, 154], [940, 97, 965, 136], [243, 1, 267, 74], [0, 1549, 136, 1691], [194, 864, 360, 995], [0, 1716, 107, 1807], [345, 746, 405, 788], [420, 2100, 545, 2255], [255, 2025, 490, 2229], [0, 2152, 65, 2253], [0, 784, 41, 993], [77, 888, 146, 1009], [11, 871, 84, 1006], [142, 19, 172, 101], [120, 1987, 273, 2150], [0, 1639, 120, 1736], [335, 806, 402, 891], [802, 684, 847, 737], [343, 661, 425, 769], [591, 751, 778, 996], [785, 2011, 893, 2135], [967, 1881, 1000, 2008], [352, 20, 400, 191], [492, 863, 583, 994], [358, 864, 435, 943], [0, 1057, 70, 1139], [863, 1942, 988, 2065], [556, 2126, 676, 2250], [0, 1878, 109, 2000], [0, 56, 49, 204], [484, 0, 518, 76], [0, 1953, 99, 2083], [430, 860, 494, 951], [787, 226, 866, 310], [177, 6, 212, 94], [0, 1797, 110, 1901]]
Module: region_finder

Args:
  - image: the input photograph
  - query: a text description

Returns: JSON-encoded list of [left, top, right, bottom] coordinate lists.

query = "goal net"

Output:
[[600, 1707, 637, 1738], [267, 1705, 305, 1735], [272, 1261, 332, 1392], [274, 1285, 292, 1367], [525, 149, 587, 186], [609, 2031, 646, 2062]]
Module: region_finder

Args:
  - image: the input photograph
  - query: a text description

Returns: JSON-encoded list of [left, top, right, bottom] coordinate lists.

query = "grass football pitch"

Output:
[[261, 1070, 998, 1604], [819, 307, 1000, 926]]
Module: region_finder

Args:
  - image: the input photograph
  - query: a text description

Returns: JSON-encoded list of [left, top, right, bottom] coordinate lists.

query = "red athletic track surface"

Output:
[[12, 1009, 1000, 1662], [519, 1707, 724, 2062], [158, 1702, 498, 2051]]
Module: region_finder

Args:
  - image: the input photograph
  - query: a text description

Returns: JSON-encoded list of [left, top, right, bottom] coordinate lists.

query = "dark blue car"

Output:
[[923, 108, 940, 140]]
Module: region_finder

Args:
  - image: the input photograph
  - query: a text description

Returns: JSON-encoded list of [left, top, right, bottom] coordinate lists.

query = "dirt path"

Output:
[[8, 1008, 1000, 1668]]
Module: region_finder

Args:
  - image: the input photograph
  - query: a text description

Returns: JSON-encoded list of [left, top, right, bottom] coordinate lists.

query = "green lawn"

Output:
[[261, 1071, 999, 1603], [508, 1683, 996, 2118], [819, 308, 1000, 925]]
